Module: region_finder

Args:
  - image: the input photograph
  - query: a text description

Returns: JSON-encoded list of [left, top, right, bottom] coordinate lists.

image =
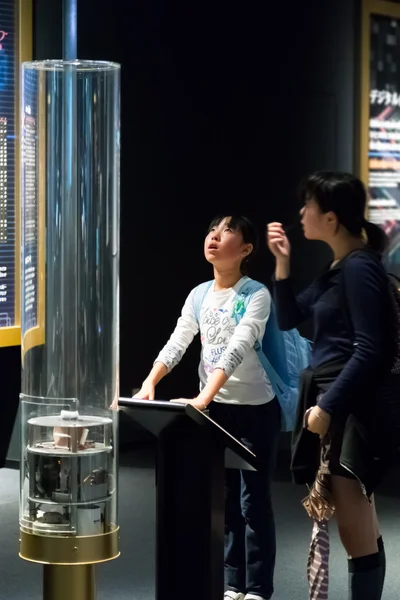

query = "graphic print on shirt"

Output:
[[200, 304, 238, 375], [232, 295, 246, 324]]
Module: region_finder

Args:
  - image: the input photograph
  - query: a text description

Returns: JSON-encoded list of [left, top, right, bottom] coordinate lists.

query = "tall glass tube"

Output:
[[19, 60, 120, 567]]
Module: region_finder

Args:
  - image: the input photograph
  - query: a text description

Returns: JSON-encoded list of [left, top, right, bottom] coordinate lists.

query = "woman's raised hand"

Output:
[[266, 223, 291, 260]]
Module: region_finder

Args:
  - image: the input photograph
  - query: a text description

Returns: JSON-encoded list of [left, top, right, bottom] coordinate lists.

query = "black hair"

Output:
[[299, 170, 387, 254], [207, 215, 259, 274]]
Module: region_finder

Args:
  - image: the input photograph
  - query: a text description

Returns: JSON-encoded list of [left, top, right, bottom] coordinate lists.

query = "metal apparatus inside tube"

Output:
[[19, 60, 120, 600]]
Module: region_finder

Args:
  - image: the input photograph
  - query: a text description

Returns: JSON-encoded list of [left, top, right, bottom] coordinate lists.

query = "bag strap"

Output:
[[237, 279, 265, 308], [235, 280, 266, 330], [255, 344, 286, 394], [235, 279, 288, 392], [236, 280, 269, 338], [192, 281, 213, 324], [262, 300, 291, 381]]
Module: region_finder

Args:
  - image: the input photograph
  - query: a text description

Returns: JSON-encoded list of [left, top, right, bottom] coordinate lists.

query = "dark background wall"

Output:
[[77, 0, 358, 399], [4, 0, 358, 462]]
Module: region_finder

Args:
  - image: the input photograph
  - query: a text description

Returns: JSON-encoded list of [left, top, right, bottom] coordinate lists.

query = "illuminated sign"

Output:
[[0, 2, 18, 341], [360, 0, 400, 275], [0, 30, 8, 51], [0, 1, 32, 346]]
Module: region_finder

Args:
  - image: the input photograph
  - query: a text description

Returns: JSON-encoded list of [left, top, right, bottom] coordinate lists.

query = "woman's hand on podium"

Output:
[[172, 397, 208, 411]]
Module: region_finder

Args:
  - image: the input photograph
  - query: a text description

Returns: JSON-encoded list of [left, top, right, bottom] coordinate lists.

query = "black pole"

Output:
[[63, 0, 77, 60]]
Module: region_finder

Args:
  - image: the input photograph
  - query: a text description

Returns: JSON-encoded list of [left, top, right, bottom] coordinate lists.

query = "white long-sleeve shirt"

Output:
[[155, 276, 275, 405]]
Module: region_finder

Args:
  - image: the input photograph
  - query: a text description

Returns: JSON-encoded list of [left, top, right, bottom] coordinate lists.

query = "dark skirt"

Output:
[[291, 361, 394, 495], [320, 418, 356, 480]]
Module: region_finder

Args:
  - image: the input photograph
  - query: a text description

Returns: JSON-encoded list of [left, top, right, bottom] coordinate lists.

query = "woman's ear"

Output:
[[325, 211, 338, 231]]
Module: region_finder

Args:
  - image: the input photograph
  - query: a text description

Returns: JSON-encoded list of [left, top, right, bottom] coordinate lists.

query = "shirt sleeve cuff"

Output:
[[218, 354, 240, 378], [316, 393, 333, 415], [272, 276, 293, 286]]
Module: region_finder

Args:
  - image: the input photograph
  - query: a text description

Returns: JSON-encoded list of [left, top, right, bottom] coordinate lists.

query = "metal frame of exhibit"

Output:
[[0, 0, 32, 347], [357, 0, 400, 188]]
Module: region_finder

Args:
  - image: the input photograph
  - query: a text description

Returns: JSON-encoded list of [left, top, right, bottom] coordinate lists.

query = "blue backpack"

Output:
[[193, 279, 312, 432]]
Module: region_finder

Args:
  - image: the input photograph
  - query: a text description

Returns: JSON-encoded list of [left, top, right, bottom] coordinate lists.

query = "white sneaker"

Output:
[[224, 592, 245, 600], [244, 595, 266, 600]]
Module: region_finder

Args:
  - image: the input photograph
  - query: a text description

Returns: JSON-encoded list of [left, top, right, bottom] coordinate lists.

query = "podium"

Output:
[[119, 398, 258, 600]]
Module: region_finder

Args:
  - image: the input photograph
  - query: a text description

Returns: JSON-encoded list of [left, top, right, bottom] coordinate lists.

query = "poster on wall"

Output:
[[0, 0, 32, 346], [0, 1, 17, 332], [21, 102, 38, 337], [20, 61, 45, 357], [368, 13, 400, 275]]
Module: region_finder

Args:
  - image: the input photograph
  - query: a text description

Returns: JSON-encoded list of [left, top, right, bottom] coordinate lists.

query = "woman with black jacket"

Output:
[[267, 171, 396, 600]]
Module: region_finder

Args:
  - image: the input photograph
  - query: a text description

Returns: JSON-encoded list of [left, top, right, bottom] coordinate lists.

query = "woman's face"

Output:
[[300, 197, 336, 241], [204, 217, 252, 269]]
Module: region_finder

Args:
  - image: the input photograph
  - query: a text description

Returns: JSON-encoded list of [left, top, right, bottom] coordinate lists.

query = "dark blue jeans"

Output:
[[209, 398, 280, 600]]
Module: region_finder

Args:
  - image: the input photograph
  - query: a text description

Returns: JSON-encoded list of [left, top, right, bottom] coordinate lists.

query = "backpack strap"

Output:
[[237, 279, 301, 387], [235, 279, 272, 350], [262, 302, 291, 383], [255, 347, 286, 395], [223, 278, 294, 400], [234, 280, 285, 380], [232, 279, 267, 328], [237, 279, 266, 307], [192, 281, 213, 324]]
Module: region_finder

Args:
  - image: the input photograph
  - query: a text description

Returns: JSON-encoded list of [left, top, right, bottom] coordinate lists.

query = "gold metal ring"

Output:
[[19, 526, 120, 565]]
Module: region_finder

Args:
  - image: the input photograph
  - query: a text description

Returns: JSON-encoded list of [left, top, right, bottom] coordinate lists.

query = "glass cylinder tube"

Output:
[[19, 60, 120, 564]]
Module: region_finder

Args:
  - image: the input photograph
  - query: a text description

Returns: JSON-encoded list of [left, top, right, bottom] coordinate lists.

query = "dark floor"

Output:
[[1, 444, 400, 599]]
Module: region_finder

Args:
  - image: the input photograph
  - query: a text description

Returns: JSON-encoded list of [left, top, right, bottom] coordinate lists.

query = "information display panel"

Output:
[[21, 66, 45, 355], [0, 0, 32, 346], [359, 0, 400, 275]]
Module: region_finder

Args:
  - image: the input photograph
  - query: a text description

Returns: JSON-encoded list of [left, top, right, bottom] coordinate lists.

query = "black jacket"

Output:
[[291, 360, 395, 496]]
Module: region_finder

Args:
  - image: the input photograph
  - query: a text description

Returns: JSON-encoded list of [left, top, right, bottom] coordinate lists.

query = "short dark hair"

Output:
[[299, 170, 387, 254], [207, 215, 259, 274]]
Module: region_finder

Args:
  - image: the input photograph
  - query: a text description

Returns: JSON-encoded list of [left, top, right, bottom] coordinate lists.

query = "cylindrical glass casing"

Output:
[[19, 60, 120, 560]]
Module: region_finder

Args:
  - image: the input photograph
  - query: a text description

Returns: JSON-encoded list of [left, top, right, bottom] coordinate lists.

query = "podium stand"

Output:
[[119, 398, 258, 600]]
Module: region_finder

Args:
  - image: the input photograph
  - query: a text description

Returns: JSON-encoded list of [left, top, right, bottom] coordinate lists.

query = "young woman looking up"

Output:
[[135, 215, 280, 600]]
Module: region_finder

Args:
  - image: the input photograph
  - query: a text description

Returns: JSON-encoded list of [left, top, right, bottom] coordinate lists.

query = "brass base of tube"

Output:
[[19, 527, 120, 565], [43, 564, 95, 600], [19, 527, 120, 566]]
